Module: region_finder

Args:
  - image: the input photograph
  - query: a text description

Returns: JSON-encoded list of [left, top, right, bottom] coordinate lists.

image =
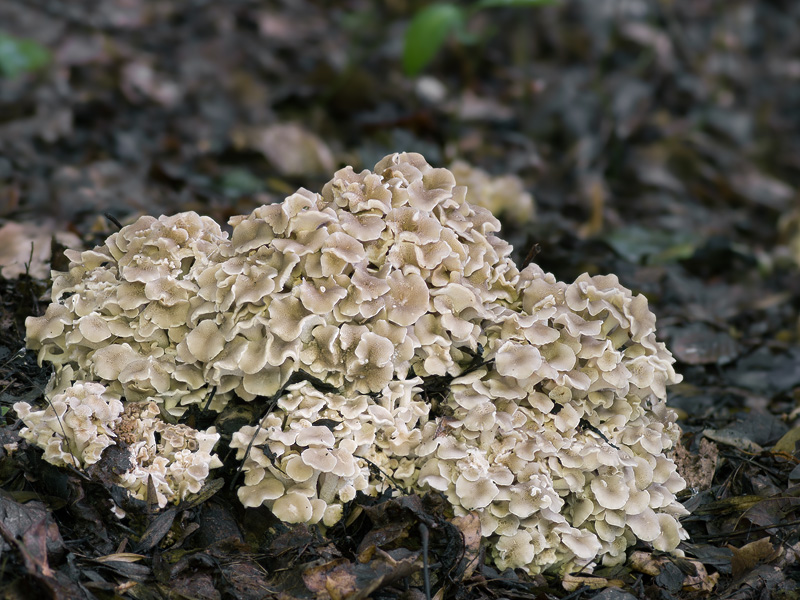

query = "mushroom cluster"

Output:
[[230, 377, 428, 526], [15, 377, 221, 508], [20, 152, 687, 574], [415, 267, 687, 571], [113, 400, 222, 507], [15, 378, 124, 468], [450, 160, 535, 223], [25, 212, 228, 415]]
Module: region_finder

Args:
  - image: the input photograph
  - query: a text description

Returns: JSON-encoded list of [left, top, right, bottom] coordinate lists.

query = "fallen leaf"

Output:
[[303, 558, 358, 600], [0, 221, 81, 279], [741, 495, 800, 531], [603, 225, 697, 265], [0, 494, 64, 560], [630, 551, 719, 593], [562, 572, 624, 592], [726, 347, 800, 396], [670, 323, 740, 365], [772, 426, 800, 455], [450, 512, 481, 580], [727, 537, 782, 579], [135, 507, 178, 552], [692, 495, 763, 519], [94, 553, 145, 563], [303, 549, 422, 600], [629, 550, 661, 576], [672, 437, 718, 491], [703, 428, 763, 453], [682, 563, 719, 594]]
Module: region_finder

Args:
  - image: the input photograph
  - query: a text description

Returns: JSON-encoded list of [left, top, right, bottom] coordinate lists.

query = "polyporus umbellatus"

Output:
[[20, 152, 687, 575], [450, 160, 535, 224], [14, 377, 221, 508]]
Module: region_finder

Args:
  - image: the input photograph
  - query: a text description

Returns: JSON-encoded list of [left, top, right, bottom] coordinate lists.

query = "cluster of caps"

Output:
[[21, 153, 686, 574], [15, 374, 221, 510], [449, 160, 535, 224]]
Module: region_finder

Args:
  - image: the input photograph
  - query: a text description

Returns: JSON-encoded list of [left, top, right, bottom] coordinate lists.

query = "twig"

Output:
[[353, 455, 409, 495], [693, 517, 800, 543], [419, 522, 431, 600], [521, 242, 541, 269], [104, 213, 123, 231], [201, 386, 217, 413]]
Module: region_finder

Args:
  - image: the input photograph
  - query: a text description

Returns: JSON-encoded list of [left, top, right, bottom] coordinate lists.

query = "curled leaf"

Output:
[[403, 4, 464, 76]]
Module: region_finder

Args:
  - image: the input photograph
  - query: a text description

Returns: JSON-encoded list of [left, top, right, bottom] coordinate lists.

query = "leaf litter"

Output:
[[1, 0, 800, 598]]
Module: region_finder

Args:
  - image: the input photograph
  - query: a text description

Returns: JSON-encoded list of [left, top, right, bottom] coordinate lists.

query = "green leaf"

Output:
[[0, 33, 50, 78], [218, 168, 264, 198], [475, 0, 558, 8], [603, 225, 698, 265], [403, 3, 464, 77]]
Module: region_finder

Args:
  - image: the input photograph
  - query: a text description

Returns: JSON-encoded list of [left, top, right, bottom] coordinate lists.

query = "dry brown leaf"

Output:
[[562, 572, 624, 592], [727, 537, 782, 579], [94, 553, 145, 563], [629, 549, 662, 576], [673, 438, 719, 492], [303, 549, 422, 600], [450, 512, 481, 580], [0, 221, 80, 279], [682, 563, 719, 594], [772, 426, 800, 455], [303, 558, 358, 600], [631, 550, 719, 594], [703, 428, 763, 454]]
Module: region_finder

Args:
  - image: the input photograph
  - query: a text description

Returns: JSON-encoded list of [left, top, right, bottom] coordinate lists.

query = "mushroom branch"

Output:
[[18, 153, 687, 575]]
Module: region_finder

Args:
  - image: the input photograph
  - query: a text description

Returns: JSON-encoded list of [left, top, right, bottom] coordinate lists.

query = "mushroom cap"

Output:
[[92, 344, 140, 380], [495, 341, 542, 380], [185, 320, 225, 363], [561, 527, 602, 560], [295, 426, 336, 448], [455, 475, 499, 510], [272, 492, 314, 524], [386, 271, 429, 327], [285, 455, 315, 482], [301, 447, 338, 472], [495, 530, 536, 571], [77, 313, 112, 343], [591, 474, 630, 510], [627, 508, 661, 542]]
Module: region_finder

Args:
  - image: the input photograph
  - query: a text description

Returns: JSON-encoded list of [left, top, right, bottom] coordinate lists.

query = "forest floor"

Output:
[[1, 1, 800, 599]]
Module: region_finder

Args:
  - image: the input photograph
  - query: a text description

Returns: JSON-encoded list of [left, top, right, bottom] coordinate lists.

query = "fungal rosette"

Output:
[[230, 378, 429, 526], [25, 212, 229, 415], [114, 402, 222, 507], [450, 160, 535, 223], [20, 152, 687, 574], [15, 379, 124, 468]]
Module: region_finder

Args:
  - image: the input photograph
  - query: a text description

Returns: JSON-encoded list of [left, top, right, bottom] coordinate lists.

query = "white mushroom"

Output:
[[271, 492, 314, 524], [591, 474, 630, 510], [21, 152, 687, 576], [560, 527, 602, 560], [455, 475, 499, 510], [386, 271, 429, 327]]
